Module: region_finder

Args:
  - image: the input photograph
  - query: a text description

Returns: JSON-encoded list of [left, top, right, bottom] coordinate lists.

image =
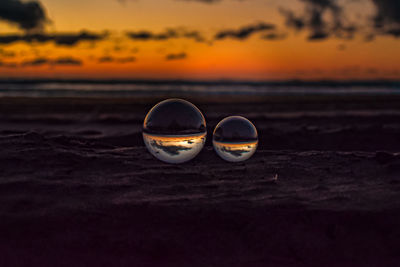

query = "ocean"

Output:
[[0, 80, 399, 98]]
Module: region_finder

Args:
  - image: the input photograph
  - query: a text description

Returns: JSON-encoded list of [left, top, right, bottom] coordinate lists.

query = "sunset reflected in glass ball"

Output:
[[143, 99, 207, 164], [213, 116, 258, 162]]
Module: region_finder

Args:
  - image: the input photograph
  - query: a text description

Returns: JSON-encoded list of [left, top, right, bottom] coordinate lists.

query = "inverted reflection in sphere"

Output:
[[143, 99, 206, 164], [213, 116, 258, 162]]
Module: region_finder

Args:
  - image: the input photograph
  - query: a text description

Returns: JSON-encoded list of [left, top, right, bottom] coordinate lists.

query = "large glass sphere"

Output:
[[213, 116, 258, 162], [143, 99, 207, 164]]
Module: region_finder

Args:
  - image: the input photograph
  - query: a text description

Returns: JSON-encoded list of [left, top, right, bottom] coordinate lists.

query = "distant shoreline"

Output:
[[0, 79, 399, 87], [0, 80, 399, 99]]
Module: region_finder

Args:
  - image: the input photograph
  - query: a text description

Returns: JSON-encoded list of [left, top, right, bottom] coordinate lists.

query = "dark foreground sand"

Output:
[[1, 95, 400, 266]]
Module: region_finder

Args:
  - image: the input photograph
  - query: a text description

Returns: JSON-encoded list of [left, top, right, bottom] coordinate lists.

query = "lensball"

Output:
[[143, 98, 207, 164], [213, 116, 258, 162]]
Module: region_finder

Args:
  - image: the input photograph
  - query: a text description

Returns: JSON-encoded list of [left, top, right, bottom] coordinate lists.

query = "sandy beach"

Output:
[[1, 95, 400, 266]]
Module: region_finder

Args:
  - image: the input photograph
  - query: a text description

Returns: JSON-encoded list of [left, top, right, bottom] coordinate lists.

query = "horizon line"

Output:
[[0, 78, 399, 85]]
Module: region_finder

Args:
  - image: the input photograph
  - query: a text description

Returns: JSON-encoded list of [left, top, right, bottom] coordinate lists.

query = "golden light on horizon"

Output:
[[0, 0, 399, 80]]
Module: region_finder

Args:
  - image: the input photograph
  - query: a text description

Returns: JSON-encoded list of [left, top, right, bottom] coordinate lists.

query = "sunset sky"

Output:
[[0, 0, 399, 80]]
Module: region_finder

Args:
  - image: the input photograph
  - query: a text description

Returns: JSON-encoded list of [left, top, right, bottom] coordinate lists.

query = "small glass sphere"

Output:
[[143, 98, 206, 164], [213, 116, 258, 162]]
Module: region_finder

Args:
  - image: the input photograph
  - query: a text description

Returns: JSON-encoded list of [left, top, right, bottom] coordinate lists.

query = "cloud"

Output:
[[118, 56, 136, 63], [181, 30, 206, 42], [52, 57, 83, 66], [279, 0, 400, 40], [261, 32, 287, 41], [98, 56, 113, 63], [279, 0, 358, 41], [148, 140, 191, 157], [279, 9, 305, 31], [21, 57, 48, 66], [165, 52, 187, 60], [371, 0, 400, 37], [98, 56, 136, 63], [0, 31, 107, 46], [0, 0, 49, 31], [126, 28, 205, 42], [372, 0, 400, 26], [214, 22, 276, 40], [21, 56, 83, 67], [127, 30, 174, 41]]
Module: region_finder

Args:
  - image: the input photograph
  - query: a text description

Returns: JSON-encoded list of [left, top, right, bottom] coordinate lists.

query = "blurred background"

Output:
[[0, 0, 399, 81]]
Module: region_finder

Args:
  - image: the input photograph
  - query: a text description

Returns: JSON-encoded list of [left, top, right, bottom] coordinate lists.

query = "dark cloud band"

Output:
[[0, 31, 107, 46], [372, 0, 400, 37], [280, 0, 357, 41], [126, 28, 205, 42], [0, 0, 48, 30], [214, 22, 277, 40], [21, 57, 83, 67], [280, 0, 400, 40]]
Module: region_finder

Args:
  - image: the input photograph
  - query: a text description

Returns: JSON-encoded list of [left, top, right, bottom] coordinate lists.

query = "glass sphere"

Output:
[[213, 116, 258, 162], [143, 98, 207, 164]]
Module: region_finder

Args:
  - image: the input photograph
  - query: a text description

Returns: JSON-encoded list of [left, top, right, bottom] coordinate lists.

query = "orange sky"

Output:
[[0, 0, 399, 80]]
